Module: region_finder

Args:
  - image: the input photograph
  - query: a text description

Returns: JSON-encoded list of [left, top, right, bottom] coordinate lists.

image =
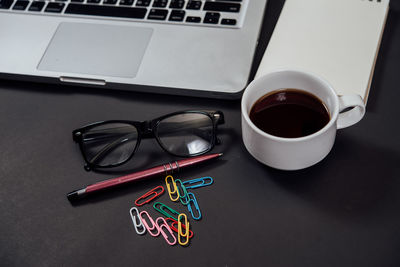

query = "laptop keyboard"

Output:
[[0, 0, 247, 28]]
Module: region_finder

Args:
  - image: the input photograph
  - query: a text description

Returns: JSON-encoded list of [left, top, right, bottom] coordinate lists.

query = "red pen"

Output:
[[67, 153, 222, 201]]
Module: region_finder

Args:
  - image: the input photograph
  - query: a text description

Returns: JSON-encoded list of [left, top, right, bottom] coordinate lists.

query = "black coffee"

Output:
[[249, 89, 330, 138]]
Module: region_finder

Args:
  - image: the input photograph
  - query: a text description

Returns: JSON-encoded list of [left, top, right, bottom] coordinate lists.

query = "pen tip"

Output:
[[218, 153, 223, 157], [67, 188, 86, 202], [67, 191, 80, 202]]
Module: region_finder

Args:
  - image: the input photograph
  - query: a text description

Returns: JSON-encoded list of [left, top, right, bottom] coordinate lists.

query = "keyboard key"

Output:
[[203, 12, 220, 24], [103, 0, 117, 4], [119, 0, 133, 5], [169, 9, 185, 21], [12, 0, 29, 10], [186, 0, 200, 10], [152, 0, 167, 8], [136, 0, 149, 6], [28, 1, 45, 11], [147, 8, 168, 20], [203, 1, 240, 13], [221, 18, 236, 25], [0, 0, 14, 9], [86, 0, 101, 4], [65, 4, 147, 19], [170, 0, 184, 9], [186, 16, 200, 23], [45, 2, 65, 12], [70, 0, 84, 2]]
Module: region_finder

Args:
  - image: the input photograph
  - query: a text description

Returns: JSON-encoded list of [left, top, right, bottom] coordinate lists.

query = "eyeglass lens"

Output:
[[156, 113, 214, 156], [81, 123, 138, 167], [79, 113, 216, 167]]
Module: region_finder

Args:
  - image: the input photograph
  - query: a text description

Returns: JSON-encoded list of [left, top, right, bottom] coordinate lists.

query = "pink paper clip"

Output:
[[156, 217, 177, 246], [135, 186, 165, 206], [139, 211, 160, 237]]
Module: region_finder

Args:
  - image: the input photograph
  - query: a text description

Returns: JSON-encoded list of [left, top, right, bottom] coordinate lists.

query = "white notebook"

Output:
[[255, 0, 389, 103]]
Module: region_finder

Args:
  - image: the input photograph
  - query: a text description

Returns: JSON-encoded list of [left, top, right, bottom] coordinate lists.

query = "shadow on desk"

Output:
[[266, 133, 399, 220], [0, 78, 241, 107], [68, 127, 237, 206]]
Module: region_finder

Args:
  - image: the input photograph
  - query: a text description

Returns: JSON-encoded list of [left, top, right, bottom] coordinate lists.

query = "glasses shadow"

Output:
[[69, 128, 237, 206], [87, 127, 238, 175]]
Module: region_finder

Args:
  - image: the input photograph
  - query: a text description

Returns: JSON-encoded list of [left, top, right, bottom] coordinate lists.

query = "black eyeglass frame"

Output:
[[72, 110, 225, 171]]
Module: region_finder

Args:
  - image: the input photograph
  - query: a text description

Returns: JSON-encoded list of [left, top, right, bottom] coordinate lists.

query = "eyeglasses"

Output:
[[72, 110, 224, 171]]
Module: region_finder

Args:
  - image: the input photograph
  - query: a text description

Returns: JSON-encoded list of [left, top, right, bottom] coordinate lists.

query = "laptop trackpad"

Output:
[[38, 22, 153, 78]]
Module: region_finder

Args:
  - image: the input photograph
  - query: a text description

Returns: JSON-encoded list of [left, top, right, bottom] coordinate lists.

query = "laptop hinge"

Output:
[[59, 76, 106, 86]]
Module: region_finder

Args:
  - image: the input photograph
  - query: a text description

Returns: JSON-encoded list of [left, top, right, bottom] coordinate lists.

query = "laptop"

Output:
[[0, 0, 267, 98]]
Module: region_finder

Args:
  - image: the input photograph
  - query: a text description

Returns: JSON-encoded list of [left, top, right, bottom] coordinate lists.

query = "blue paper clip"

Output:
[[187, 192, 202, 220], [182, 177, 213, 189], [129, 207, 146, 235], [175, 179, 189, 205]]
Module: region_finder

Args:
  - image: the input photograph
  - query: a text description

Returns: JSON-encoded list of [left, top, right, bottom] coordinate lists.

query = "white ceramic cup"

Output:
[[241, 69, 366, 170]]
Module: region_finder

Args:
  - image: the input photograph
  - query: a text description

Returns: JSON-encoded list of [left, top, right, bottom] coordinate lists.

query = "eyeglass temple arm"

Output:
[[80, 126, 133, 138], [84, 120, 212, 149], [213, 111, 225, 125], [213, 111, 224, 144], [87, 132, 137, 165], [79, 111, 224, 142], [153, 113, 224, 134]]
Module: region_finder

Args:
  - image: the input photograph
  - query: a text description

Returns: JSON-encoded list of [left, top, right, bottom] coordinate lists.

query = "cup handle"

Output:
[[337, 94, 366, 129]]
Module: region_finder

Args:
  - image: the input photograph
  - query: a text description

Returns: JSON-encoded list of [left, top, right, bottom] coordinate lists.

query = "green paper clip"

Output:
[[153, 202, 180, 220], [175, 179, 189, 205]]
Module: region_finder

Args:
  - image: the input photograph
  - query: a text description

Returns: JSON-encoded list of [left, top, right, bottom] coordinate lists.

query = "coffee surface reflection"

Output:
[[249, 89, 330, 138]]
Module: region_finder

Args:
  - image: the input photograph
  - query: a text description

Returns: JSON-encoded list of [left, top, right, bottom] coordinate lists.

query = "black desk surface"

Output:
[[1, 1, 400, 266]]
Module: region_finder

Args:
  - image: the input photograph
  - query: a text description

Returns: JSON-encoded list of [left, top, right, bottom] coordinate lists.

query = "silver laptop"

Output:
[[0, 0, 267, 98]]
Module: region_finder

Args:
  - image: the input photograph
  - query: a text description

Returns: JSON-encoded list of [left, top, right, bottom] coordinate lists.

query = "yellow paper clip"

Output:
[[178, 213, 190, 246], [165, 175, 179, 201]]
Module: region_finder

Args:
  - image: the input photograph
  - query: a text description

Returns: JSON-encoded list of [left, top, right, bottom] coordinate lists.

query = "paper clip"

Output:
[[153, 202, 180, 220], [165, 175, 179, 201], [156, 217, 177, 246], [187, 192, 202, 220], [129, 207, 146, 235], [175, 179, 189, 205], [165, 218, 194, 239], [178, 213, 190, 246], [182, 176, 214, 189], [135, 186, 165, 206], [139, 211, 160, 237]]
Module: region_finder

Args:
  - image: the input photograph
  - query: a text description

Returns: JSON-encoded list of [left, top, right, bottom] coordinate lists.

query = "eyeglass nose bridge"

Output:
[[139, 121, 155, 138]]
